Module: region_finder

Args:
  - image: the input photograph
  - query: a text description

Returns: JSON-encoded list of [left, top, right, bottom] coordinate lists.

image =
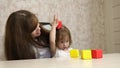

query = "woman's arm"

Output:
[[50, 15, 58, 57]]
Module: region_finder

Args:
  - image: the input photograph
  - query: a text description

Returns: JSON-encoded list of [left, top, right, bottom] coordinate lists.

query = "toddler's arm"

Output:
[[50, 15, 58, 57]]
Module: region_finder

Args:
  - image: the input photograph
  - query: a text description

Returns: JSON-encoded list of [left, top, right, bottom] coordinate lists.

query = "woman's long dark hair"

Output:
[[5, 10, 49, 60]]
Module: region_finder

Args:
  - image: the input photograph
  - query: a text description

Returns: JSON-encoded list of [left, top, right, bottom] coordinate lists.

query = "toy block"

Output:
[[92, 49, 103, 58], [81, 50, 92, 60], [70, 49, 80, 58]]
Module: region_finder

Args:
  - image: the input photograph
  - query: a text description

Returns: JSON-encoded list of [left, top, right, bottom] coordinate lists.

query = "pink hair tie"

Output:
[[57, 20, 62, 29]]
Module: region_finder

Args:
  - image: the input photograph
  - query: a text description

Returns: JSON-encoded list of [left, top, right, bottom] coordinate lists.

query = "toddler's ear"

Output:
[[57, 20, 62, 29]]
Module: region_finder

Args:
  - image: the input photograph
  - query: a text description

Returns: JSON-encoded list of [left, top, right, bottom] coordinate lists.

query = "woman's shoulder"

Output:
[[36, 47, 51, 58], [37, 47, 50, 51]]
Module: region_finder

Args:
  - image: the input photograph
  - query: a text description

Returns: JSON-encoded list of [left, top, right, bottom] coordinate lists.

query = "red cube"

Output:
[[92, 49, 103, 59]]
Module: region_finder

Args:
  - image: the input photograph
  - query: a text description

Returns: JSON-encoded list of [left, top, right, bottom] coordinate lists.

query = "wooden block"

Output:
[[81, 50, 92, 60], [70, 49, 80, 58], [92, 49, 103, 58]]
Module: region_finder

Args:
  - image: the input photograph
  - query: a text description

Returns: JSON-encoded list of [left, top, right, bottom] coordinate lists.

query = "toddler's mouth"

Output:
[[63, 47, 68, 50]]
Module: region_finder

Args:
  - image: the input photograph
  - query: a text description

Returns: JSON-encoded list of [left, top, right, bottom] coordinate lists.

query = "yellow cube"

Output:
[[81, 50, 92, 60], [70, 49, 80, 58]]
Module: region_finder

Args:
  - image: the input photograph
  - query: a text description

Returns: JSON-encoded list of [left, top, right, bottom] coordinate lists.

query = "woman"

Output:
[[4, 10, 57, 60]]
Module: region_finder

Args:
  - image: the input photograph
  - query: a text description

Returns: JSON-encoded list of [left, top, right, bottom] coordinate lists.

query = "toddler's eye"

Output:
[[66, 40, 69, 42], [60, 41, 64, 43]]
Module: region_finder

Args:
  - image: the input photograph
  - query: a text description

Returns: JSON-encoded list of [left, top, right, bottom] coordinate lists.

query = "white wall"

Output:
[[105, 0, 120, 53]]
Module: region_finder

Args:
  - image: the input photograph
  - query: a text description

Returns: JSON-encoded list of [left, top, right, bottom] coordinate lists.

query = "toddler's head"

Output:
[[56, 25, 72, 50]]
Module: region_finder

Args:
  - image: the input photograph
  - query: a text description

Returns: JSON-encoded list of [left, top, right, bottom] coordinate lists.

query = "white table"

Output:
[[0, 53, 120, 68]]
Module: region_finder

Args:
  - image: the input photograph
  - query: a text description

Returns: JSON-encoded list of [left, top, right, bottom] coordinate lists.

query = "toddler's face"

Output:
[[31, 23, 41, 38], [57, 37, 70, 50]]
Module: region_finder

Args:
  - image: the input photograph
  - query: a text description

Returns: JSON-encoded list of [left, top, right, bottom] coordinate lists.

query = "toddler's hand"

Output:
[[51, 15, 58, 28]]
